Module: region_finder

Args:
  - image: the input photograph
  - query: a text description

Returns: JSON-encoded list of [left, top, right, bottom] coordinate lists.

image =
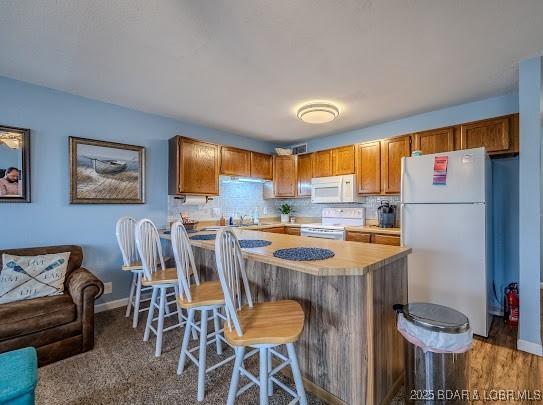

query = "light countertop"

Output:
[[160, 228, 410, 277]]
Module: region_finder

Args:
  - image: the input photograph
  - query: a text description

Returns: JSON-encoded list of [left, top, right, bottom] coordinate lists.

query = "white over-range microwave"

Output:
[[310, 174, 356, 203]]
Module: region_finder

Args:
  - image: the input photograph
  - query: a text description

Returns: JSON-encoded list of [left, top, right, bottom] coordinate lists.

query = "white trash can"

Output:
[[394, 303, 473, 405]]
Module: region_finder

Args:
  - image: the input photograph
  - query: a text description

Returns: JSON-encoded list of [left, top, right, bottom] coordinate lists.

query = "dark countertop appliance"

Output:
[[377, 201, 396, 228]]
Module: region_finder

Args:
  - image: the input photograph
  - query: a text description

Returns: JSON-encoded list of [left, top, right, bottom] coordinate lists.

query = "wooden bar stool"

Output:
[[171, 221, 235, 401], [215, 229, 308, 405], [116, 216, 153, 328], [135, 218, 185, 357]]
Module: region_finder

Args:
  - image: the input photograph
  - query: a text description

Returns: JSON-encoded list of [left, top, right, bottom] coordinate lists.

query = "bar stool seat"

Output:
[[141, 267, 178, 286], [121, 261, 142, 271], [177, 281, 225, 309], [223, 300, 304, 346]]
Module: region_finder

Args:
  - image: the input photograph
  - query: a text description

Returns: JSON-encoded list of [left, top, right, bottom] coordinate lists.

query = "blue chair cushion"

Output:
[[0, 347, 38, 404]]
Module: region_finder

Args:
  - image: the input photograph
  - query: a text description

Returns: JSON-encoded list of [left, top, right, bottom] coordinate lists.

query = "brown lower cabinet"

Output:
[[261, 226, 286, 234], [285, 227, 301, 236], [346, 230, 401, 246]]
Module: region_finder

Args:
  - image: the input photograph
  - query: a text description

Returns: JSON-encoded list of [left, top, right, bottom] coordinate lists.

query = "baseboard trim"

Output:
[[517, 339, 543, 357], [95, 297, 128, 313]]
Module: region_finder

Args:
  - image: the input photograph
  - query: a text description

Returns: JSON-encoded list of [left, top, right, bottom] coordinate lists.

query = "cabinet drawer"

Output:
[[346, 231, 372, 243], [285, 227, 301, 236], [262, 227, 285, 234], [371, 234, 400, 246]]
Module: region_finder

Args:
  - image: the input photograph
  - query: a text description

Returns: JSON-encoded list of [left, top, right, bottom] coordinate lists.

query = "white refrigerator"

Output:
[[401, 147, 492, 337]]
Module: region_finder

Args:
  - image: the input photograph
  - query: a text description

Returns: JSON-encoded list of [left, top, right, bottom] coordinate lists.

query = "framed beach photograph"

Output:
[[0, 125, 31, 203], [69, 137, 145, 204]]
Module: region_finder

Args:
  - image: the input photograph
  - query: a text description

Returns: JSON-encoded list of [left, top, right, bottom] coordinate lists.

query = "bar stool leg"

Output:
[[227, 346, 245, 405], [267, 349, 273, 396], [259, 347, 269, 405], [287, 343, 307, 405], [177, 308, 194, 375], [155, 287, 166, 357], [212, 307, 223, 355], [126, 272, 136, 318], [132, 272, 143, 328], [144, 287, 158, 342], [197, 309, 208, 401], [173, 285, 183, 326]]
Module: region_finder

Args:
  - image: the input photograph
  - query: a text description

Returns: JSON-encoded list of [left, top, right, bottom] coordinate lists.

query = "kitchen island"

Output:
[[162, 228, 411, 404]]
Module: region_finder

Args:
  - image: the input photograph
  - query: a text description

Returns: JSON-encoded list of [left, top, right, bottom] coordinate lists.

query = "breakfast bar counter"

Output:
[[162, 228, 411, 404]]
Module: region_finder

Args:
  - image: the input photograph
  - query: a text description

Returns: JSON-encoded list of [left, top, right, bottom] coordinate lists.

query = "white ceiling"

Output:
[[1, 1, 543, 142]]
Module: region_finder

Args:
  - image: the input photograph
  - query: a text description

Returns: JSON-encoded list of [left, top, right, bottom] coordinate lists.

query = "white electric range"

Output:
[[300, 208, 365, 240]]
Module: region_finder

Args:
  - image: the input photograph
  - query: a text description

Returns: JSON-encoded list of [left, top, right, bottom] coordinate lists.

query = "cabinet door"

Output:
[[381, 136, 411, 194], [332, 145, 355, 175], [273, 156, 297, 197], [356, 141, 381, 195], [312, 149, 333, 177], [460, 117, 509, 153], [346, 231, 371, 243], [285, 227, 301, 236], [413, 127, 454, 155], [220, 146, 250, 176], [250, 152, 273, 180], [179, 137, 219, 195], [371, 234, 400, 246], [297, 153, 313, 197]]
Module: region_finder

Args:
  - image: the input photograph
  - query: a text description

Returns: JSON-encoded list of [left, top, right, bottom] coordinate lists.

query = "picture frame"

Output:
[[69, 137, 145, 204], [0, 125, 31, 203]]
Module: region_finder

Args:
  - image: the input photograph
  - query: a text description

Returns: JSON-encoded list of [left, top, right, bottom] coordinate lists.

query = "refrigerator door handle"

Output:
[[400, 203, 405, 246], [400, 157, 406, 203]]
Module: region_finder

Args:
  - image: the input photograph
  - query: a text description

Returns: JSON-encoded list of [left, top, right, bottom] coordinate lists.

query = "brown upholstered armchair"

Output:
[[0, 245, 103, 366]]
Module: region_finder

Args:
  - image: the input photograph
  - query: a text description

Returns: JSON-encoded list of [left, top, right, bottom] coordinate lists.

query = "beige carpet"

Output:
[[36, 307, 328, 405]]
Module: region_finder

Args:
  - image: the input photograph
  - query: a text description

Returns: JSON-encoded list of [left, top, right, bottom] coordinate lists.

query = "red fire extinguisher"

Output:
[[504, 283, 519, 327]]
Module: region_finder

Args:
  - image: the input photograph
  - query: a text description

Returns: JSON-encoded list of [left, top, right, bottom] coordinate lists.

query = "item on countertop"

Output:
[[290, 216, 296, 224], [253, 207, 259, 225], [0, 252, 70, 304], [239, 239, 272, 249], [279, 203, 293, 224], [228, 216, 233, 226], [412, 150, 423, 157], [219, 215, 226, 226], [273, 247, 335, 261], [189, 234, 216, 241], [377, 201, 396, 228], [179, 213, 198, 230]]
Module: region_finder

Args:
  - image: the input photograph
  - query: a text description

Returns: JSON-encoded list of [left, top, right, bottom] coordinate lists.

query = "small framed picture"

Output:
[[69, 137, 145, 204], [0, 125, 31, 203]]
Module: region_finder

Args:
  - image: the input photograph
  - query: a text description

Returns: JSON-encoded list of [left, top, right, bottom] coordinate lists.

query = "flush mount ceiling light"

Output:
[[297, 102, 339, 124]]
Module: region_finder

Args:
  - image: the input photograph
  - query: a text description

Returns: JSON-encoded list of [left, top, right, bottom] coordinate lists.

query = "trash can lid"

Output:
[[401, 303, 470, 333]]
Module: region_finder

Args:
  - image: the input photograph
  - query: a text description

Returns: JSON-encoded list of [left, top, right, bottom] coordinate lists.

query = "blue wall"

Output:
[[0, 76, 273, 304], [518, 56, 542, 349], [285, 92, 521, 314]]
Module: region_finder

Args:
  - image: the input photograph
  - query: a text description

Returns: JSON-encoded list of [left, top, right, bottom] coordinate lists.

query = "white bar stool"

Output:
[[116, 216, 153, 328], [135, 218, 185, 357], [215, 229, 308, 405], [171, 221, 234, 401]]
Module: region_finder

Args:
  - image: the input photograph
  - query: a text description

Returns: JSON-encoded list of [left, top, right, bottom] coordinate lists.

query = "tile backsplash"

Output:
[[168, 177, 399, 223]]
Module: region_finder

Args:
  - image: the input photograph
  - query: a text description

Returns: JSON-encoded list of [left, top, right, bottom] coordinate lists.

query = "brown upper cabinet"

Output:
[[250, 151, 273, 180], [381, 135, 411, 194], [273, 155, 297, 197], [297, 153, 313, 197], [356, 141, 381, 195], [413, 127, 454, 155], [460, 116, 511, 154], [169, 136, 220, 195], [332, 145, 356, 175], [220, 146, 250, 177], [312, 149, 333, 178]]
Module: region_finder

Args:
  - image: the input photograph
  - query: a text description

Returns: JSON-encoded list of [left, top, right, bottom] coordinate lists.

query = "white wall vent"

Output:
[[291, 143, 308, 155]]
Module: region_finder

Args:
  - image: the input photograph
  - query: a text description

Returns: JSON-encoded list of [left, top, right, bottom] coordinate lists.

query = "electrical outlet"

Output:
[[103, 282, 113, 295]]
